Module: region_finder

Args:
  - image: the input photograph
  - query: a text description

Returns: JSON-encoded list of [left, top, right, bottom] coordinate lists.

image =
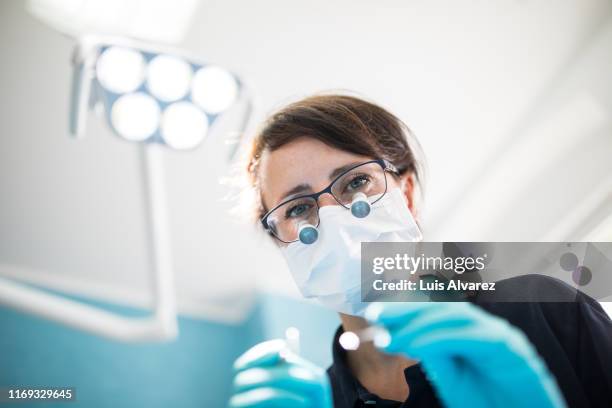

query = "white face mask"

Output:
[[280, 187, 422, 316]]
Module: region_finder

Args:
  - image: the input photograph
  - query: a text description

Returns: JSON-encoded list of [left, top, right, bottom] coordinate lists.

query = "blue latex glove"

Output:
[[366, 302, 567, 408], [228, 339, 333, 408]]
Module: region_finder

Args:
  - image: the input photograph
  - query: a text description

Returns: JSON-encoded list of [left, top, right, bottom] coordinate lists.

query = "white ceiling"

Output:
[[0, 0, 611, 323]]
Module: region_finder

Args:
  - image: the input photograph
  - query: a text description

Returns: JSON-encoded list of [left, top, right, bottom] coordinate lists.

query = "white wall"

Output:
[[1, 0, 611, 322]]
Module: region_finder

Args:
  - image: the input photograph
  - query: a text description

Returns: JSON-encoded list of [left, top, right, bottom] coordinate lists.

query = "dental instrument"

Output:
[[339, 325, 392, 351]]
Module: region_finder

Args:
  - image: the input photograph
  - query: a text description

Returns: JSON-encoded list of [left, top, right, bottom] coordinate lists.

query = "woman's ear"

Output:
[[400, 173, 417, 218]]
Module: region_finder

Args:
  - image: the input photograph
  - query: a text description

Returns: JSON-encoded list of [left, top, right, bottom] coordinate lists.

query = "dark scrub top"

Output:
[[327, 275, 612, 407]]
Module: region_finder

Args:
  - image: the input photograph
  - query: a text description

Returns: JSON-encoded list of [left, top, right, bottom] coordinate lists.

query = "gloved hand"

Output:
[[366, 302, 567, 408], [228, 339, 333, 408]]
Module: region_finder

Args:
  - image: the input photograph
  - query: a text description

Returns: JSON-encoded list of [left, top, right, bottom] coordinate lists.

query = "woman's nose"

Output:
[[317, 193, 339, 208]]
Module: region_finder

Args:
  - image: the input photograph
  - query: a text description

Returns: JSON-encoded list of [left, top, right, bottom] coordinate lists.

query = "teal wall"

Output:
[[0, 293, 338, 408]]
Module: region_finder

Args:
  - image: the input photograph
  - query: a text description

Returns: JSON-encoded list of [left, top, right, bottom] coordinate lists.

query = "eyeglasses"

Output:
[[261, 159, 398, 243]]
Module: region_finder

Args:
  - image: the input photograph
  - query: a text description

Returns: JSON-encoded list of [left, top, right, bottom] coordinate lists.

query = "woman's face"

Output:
[[257, 137, 416, 244]]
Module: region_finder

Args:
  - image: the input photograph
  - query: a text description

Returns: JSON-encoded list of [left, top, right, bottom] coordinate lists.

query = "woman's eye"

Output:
[[347, 175, 369, 191], [286, 203, 310, 218]]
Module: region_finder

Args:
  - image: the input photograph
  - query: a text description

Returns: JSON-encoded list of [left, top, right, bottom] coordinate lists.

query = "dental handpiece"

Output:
[[339, 326, 391, 351], [285, 326, 300, 355], [279, 326, 301, 362]]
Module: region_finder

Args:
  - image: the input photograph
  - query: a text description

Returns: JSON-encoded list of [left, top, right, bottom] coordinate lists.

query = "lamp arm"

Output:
[[0, 144, 178, 342]]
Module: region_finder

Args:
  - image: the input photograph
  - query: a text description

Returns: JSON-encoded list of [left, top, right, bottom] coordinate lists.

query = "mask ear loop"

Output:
[[396, 175, 424, 241], [399, 177, 408, 194]]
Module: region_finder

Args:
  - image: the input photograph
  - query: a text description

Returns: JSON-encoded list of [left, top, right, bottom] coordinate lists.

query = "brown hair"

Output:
[[246, 93, 424, 218]]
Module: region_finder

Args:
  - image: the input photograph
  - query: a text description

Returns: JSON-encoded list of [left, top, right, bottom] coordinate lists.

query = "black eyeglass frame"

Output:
[[260, 158, 399, 243]]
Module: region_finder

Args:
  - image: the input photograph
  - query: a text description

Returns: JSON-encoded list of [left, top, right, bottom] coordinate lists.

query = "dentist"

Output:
[[229, 94, 612, 408]]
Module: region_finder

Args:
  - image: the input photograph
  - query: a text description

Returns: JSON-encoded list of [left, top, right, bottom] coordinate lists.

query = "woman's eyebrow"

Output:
[[278, 162, 364, 203], [279, 183, 311, 202], [329, 161, 363, 180]]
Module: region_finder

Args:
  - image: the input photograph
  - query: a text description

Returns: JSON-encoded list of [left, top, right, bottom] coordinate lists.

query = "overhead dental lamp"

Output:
[[0, 2, 254, 343], [70, 35, 250, 151]]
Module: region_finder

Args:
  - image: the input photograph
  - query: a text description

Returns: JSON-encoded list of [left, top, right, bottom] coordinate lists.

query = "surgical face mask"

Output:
[[280, 187, 422, 316]]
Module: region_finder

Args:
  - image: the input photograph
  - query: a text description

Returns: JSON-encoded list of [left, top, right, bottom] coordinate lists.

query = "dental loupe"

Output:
[[298, 222, 319, 245], [297, 193, 372, 245], [350, 192, 371, 218]]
